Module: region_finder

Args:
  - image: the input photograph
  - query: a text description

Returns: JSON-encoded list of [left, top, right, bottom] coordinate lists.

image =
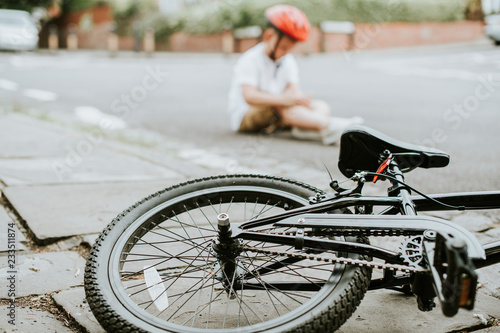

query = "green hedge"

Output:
[[0, 0, 53, 12], [157, 0, 468, 38]]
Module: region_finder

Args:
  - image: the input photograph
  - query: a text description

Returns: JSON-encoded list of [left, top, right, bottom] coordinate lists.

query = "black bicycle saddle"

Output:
[[338, 125, 450, 178]]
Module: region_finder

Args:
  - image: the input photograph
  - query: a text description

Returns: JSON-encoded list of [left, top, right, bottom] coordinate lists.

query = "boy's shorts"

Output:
[[238, 106, 281, 133]]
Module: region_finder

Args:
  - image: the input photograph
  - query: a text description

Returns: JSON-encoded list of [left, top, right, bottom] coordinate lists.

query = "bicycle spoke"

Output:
[[120, 239, 213, 281], [189, 249, 212, 327], [239, 254, 309, 306], [164, 261, 224, 320], [220, 262, 264, 326], [135, 242, 213, 304], [225, 196, 234, 214], [240, 255, 303, 280], [242, 257, 288, 316], [255, 253, 328, 288], [195, 201, 217, 230], [207, 198, 220, 216], [142, 221, 214, 250], [251, 201, 282, 220], [106, 179, 362, 331]]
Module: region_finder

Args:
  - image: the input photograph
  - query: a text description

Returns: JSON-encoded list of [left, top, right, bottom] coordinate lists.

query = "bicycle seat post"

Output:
[[388, 159, 416, 216]]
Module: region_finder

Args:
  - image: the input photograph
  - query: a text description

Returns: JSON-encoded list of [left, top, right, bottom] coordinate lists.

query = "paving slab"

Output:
[[0, 251, 85, 298], [41, 286, 500, 333], [339, 289, 500, 333], [0, 113, 77, 159], [0, 147, 181, 186], [52, 287, 106, 333], [0, 112, 182, 186], [82, 234, 100, 247], [0, 206, 26, 253], [3, 180, 180, 241], [52, 236, 82, 251], [0, 305, 73, 333], [450, 212, 496, 233], [478, 265, 500, 299]]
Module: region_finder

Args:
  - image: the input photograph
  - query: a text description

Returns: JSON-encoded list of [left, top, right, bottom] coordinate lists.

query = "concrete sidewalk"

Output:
[[0, 111, 499, 332]]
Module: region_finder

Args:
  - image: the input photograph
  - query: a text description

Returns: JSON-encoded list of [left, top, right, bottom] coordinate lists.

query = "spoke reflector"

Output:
[[144, 266, 169, 311]]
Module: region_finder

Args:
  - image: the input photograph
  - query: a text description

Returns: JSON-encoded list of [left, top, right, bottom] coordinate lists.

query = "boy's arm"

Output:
[[242, 84, 293, 107], [242, 84, 311, 108], [285, 83, 302, 96], [284, 83, 312, 108]]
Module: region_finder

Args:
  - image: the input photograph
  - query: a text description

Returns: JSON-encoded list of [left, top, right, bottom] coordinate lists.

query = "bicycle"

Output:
[[84, 125, 500, 333]]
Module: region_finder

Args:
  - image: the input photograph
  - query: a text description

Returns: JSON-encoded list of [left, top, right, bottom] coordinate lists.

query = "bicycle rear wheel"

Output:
[[85, 175, 371, 332]]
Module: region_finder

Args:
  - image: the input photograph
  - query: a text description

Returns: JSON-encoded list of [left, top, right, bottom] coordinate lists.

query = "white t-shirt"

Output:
[[227, 43, 300, 131]]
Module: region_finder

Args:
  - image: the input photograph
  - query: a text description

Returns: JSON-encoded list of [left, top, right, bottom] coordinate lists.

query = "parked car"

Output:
[[0, 9, 39, 51], [484, 14, 500, 46]]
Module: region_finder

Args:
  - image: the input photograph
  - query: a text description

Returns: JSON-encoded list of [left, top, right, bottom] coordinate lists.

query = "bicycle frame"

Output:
[[227, 160, 500, 317]]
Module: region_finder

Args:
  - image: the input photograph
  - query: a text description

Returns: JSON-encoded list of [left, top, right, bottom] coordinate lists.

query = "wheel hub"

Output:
[[212, 213, 242, 294]]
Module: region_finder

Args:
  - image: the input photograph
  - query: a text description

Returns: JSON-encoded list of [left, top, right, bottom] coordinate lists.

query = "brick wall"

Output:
[[40, 15, 484, 53], [162, 21, 484, 54], [234, 37, 260, 53], [58, 5, 113, 49], [349, 21, 484, 51], [168, 32, 223, 52], [294, 27, 323, 55]]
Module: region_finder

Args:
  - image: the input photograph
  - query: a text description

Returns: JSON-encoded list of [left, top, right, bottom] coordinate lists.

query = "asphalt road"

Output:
[[1, 40, 499, 193]]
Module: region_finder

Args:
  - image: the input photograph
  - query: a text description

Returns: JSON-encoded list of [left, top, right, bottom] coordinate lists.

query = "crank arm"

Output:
[[273, 214, 485, 260]]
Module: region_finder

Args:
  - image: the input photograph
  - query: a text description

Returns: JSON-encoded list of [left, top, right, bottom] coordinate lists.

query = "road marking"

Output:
[[374, 66, 483, 81], [10, 55, 88, 70], [0, 79, 19, 91], [74, 106, 127, 130], [23, 89, 58, 101], [359, 50, 500, 81], [360, 62, 498, 82], [178, 148, 259, 174], [178, 148, 239, 170]]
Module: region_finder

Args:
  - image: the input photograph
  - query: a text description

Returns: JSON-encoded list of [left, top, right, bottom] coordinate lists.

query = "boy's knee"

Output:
[[312, 100, 331, 115]]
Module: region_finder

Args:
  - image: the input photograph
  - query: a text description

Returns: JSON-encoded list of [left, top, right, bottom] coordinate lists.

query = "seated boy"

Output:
[[227, 4, 362, 145]]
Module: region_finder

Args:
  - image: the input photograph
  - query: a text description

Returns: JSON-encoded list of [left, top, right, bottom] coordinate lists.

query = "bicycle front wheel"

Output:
[[85, 175, 371, 333]]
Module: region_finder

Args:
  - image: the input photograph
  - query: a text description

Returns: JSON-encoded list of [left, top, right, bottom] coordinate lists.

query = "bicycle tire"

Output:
[[84, 174, 371, 333]]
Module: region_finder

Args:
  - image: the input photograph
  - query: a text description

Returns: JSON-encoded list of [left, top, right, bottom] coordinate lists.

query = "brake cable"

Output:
[[364, 171, 493, 211]]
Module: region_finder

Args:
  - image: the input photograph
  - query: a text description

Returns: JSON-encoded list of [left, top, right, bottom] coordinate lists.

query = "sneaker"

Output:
[[291, 127, 322, 141], [321, 116, 364, 145]]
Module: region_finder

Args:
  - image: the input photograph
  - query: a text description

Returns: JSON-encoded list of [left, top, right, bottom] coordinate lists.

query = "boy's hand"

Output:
[[281, 90, 312, 108], [295, 93, 312, 108]]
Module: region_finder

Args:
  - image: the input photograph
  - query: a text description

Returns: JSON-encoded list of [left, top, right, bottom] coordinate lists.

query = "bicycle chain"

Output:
[[242, 246, 426, 273], [241, 229, 428, 273], [264, 229, 420, 238]]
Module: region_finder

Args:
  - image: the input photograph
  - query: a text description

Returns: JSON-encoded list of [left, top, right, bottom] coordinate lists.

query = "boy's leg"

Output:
[[278, 99, 331, 131], [310, 100, 331, 118], [239, 106, 281, 132], [281, 99, 364, 144]]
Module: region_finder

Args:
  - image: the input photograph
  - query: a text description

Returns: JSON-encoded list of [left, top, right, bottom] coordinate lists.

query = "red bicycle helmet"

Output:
[[265, 5, 310, 42]]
